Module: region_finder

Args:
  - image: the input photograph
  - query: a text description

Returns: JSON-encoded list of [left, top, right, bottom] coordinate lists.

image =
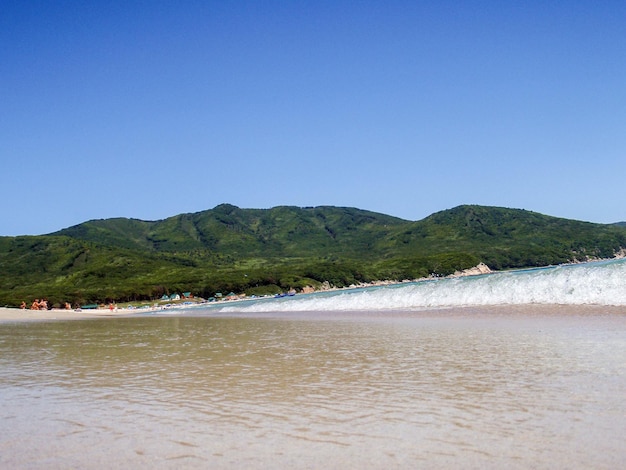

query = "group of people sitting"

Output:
[[30, 299, 48, 310], [20, 299, 73, 310]]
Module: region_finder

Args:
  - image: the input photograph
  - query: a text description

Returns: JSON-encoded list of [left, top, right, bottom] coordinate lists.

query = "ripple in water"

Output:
[[1, 309, 625, 468]]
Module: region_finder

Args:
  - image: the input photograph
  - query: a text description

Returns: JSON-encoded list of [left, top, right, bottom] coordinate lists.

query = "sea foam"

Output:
[[214, 258, 626, 313]]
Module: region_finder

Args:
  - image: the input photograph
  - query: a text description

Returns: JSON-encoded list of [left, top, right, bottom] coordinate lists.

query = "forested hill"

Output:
[[1, 204, 626, 307], [51, 204, 407, 257]]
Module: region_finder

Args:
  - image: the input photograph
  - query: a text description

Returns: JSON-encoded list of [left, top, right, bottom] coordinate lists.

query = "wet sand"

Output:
[[2, 304, 626, 324], [2, 309, 625, 469]]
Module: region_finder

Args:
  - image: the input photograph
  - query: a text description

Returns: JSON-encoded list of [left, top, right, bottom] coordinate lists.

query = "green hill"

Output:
[[52, 204, 406, 257], [1, 204, 625, 307]]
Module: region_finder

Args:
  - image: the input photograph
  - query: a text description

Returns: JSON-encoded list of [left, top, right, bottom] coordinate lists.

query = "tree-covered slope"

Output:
[[54, 204, 408, 258], [2, 204, 625, 307], [0, 234, 196, 307], [384, 205, 626, 269]]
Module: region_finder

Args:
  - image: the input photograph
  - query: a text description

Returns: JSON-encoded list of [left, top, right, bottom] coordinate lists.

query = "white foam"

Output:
[[216, 259, 626, 312]]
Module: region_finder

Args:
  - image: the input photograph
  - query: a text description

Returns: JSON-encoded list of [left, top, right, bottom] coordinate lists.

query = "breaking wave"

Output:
[[205, 258, 626, 313]]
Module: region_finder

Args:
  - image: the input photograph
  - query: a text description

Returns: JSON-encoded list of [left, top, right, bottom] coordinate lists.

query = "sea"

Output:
[[1, 259, 625, 469]]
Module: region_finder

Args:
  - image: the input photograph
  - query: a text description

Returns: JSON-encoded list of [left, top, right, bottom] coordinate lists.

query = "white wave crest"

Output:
[[216, 259, 626, 313]]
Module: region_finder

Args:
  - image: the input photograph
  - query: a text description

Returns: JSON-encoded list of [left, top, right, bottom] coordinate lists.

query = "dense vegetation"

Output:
[[1, 204, 625, 307]]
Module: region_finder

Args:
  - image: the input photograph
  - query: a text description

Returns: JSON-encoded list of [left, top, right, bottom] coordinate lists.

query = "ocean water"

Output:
[[206, 258, 626, 314], [1, 260, 626, 469]]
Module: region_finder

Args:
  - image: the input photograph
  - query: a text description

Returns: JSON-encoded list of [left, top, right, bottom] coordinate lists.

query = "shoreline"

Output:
[[0, 306, 138, 322], [2, 304, 626, 324], [3, 258, 625, 323], [4, 257, 623, 313]]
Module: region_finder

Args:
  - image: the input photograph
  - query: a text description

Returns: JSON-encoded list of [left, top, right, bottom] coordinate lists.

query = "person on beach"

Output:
[[65, 302, 72, 310], [20, 301, 26, 309], [31, 299, 40, 310]]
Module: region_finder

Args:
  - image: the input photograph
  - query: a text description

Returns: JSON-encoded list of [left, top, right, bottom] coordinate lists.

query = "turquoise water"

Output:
[[160, 258, 626, 316]]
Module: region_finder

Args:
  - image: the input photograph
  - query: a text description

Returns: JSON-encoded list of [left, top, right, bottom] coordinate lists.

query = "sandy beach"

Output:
[[3, 304, 626, 324], [0, 306, 136, 322]]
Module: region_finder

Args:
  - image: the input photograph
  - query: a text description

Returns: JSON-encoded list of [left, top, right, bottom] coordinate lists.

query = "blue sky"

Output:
[[2, 1, 625, 235]]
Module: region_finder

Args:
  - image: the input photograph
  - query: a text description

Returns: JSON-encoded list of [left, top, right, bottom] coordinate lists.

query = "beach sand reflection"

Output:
[[1, 307, 625, 469]]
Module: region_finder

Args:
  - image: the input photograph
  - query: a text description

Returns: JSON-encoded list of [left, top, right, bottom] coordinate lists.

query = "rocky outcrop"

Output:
[[452, 263, 492, 277]]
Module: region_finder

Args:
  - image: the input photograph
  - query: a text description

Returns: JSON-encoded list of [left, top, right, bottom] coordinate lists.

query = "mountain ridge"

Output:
[[2, 204, 626, 307]]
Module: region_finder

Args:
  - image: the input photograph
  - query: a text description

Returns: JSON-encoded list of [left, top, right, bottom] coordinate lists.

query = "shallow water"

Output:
[[1, 308, 625, 469]]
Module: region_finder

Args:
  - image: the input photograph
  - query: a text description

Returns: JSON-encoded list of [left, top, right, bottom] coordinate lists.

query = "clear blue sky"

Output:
[[2, 1, 625, 235]]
